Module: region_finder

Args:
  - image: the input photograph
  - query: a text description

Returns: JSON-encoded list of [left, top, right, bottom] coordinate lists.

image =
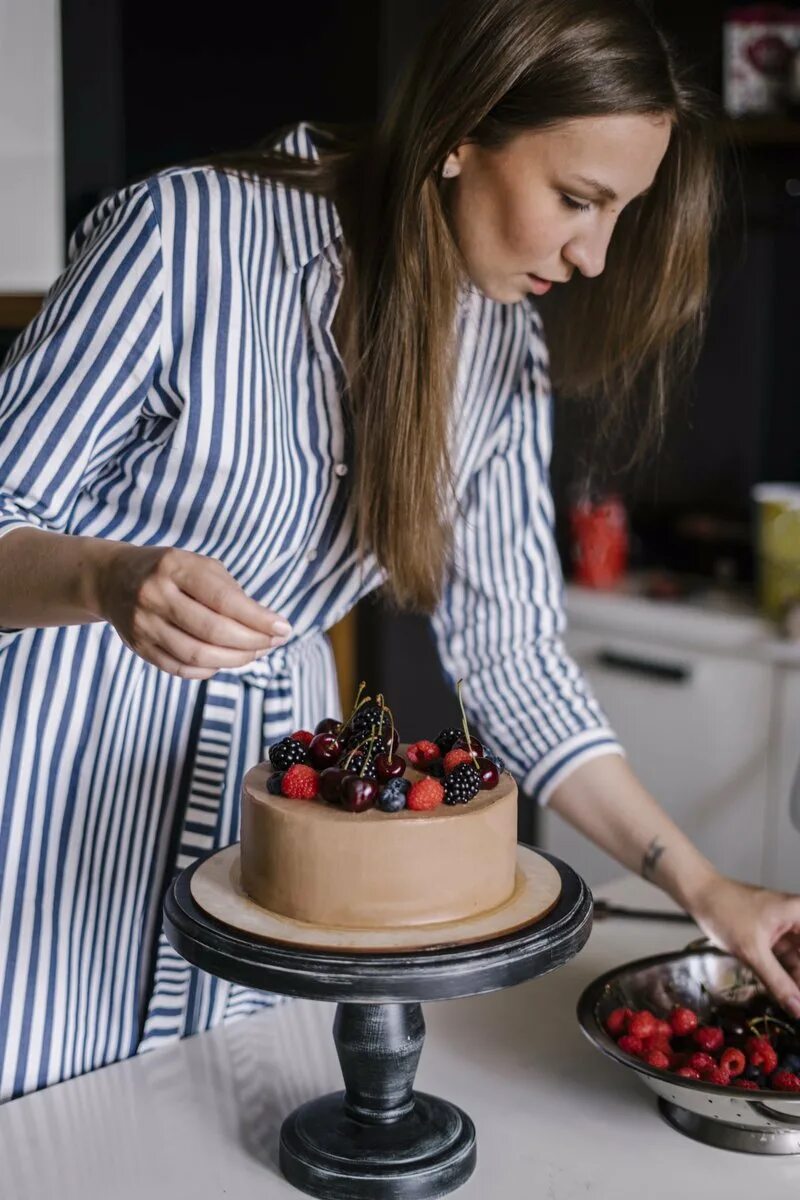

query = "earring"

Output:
[[442, 162, 458, 178]]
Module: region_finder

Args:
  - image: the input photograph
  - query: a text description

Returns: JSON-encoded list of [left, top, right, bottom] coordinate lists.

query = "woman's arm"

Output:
[[549, 752, 800, 1019]]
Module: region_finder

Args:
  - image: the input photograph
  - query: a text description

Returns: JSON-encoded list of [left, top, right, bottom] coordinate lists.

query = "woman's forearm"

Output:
[[0, 527, 115, 628], [547, 752, 720, 914]]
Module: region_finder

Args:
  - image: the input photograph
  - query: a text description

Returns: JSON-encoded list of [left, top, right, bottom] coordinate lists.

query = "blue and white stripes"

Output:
[[0, 122, 618, 1102]]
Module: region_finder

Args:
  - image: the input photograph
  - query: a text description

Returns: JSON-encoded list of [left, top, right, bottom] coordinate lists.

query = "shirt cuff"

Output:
[[523, 730, 625, 806]]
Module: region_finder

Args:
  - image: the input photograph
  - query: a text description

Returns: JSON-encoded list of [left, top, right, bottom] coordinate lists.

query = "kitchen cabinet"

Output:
[[539, 586, 791, 891]]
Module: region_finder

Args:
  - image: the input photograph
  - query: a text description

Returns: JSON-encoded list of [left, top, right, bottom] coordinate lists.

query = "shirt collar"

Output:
[[273, 122, 344, 272]]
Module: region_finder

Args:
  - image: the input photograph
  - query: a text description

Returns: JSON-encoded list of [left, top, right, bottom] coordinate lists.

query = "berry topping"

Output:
[[280, 764, 318, 799], [483, 750, 506, 773], [453, 735, 484, 756], [377, 777, 411, 812], [746, 1037, 779, 1076], [315, 717, 342, 735], [733, 1079, 760, 1090], [269, 737, 309, 771], [444, 748, 473, 774], [702, 1066, 731, 1086], [676, 1067, 701, 1080], [266, 772, 284, 795], [290, 729, 314, 746], [687, 1052, 716, 1074], [644, 1049, 671, 1071], [341, 776, 379, 812], [406, 740, 442, 768], [407, 778, 445, 811], [308, 732, 342, 768], [476, 758, 500, 790], [617, 1034, 644, 1058], [443, 762, 482, 805], [434, 728, 463, 754], [318, 766, 348, 804], [375, 753, 406, 781]]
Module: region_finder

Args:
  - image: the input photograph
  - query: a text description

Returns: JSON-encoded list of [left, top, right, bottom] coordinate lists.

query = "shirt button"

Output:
[[307, 548, 318, 562], [334, 463, 349, 477]]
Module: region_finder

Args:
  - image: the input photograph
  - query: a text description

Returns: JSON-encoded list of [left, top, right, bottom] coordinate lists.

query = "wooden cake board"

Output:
[[190, 843, 562, 954]]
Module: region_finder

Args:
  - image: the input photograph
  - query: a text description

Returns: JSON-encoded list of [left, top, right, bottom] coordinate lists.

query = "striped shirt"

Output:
[[0, 123, 620, 1102]]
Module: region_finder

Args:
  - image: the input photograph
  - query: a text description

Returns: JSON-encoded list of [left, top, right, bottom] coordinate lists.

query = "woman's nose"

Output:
[[563, 225, 613, 279]]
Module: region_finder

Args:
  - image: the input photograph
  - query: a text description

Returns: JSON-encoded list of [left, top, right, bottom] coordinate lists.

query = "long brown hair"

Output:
[[206, 0, 719, 611]]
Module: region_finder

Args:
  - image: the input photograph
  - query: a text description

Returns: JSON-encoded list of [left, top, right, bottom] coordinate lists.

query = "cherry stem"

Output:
[[360, 726, 379, 779], [339, 682, 370, 739], [455, 678, 479, 768]]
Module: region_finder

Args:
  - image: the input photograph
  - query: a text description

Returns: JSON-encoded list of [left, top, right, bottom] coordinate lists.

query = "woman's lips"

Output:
[[526, 273, 553, 296]]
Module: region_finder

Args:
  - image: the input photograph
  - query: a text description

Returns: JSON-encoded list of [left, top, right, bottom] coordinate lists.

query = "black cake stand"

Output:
[[163, 846, 592, 1200]]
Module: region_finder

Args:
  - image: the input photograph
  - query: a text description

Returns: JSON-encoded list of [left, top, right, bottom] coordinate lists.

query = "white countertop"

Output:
[[1, 874, 797, 1199]]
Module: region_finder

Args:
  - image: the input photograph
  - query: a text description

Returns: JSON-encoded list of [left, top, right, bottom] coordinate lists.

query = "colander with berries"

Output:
[[577, 943, 800, 1153]]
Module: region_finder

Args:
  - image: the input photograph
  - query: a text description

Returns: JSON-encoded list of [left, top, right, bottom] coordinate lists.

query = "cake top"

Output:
[[261, 681, 510, 817]]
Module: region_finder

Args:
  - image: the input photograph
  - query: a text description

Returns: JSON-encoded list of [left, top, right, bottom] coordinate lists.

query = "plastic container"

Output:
[[752, 482, 800, 619]]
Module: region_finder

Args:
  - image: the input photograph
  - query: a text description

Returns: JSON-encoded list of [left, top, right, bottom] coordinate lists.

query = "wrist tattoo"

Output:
[[641, 837, 666, 880]]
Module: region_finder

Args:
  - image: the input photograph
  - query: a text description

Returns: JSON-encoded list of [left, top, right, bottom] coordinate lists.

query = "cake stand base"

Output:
[[280, 1000, 475, 1199]]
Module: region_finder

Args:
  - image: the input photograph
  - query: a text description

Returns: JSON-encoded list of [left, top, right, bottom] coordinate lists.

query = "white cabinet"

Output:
[[539, 587, 774, 889], [763, 660, 800, 893]]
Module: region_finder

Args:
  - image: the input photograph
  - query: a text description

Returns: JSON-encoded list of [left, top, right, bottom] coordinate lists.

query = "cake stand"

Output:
[[163, 844, 591, 1199]]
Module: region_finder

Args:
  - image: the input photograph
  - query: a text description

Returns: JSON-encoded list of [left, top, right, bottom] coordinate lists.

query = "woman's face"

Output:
[[443, 113, 672, 303]]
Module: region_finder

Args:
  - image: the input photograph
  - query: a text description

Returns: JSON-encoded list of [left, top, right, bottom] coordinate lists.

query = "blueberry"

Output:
[[377, 778, 410, 812], [267, 772, 285, 795]]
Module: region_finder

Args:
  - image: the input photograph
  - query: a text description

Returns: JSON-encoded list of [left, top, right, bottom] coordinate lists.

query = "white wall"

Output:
[[0, 0, 63, 292]]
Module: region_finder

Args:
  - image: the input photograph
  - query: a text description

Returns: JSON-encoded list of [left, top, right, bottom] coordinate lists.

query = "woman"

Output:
[[1, 0, 798, 1103]]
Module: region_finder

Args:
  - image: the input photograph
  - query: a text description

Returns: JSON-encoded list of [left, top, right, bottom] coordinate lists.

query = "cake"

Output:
[[239, 686, 519, 930]]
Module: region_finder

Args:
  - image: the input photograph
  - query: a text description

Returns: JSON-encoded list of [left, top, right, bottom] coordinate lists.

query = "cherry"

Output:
[[454, 735, 483, 756], [315, 717, 342, 735], [308, 732, 341, 768], [319, 767, 347, 804], [476, 758, 499, 790], [341, 776, 378, 812], [376, 753, 406, 781]]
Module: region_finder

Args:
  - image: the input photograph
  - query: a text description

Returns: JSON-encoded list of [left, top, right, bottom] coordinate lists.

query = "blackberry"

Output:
[[268, 737, 308, 771], [267, 772, 285, 795], [350, 702, 387, 740], [377, 777, 410, 812], [425, 759, 445, 779], [444, 763, 481, 805], [344, 751, 379, 780], [435, 727, 462, 754]]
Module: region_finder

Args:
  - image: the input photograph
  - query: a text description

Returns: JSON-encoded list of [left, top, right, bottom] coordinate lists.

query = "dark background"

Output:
[[57, 1, 800, 773]]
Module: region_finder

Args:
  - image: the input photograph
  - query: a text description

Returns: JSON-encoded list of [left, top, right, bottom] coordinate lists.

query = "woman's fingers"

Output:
[[146, 614, 273, 673], [170, 554, 292, 639], [158, 584, 283, 652], [747, 939, 800, 1020]]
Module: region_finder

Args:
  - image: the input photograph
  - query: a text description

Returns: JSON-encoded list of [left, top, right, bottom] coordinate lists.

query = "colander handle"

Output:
[[747, 1099, 800, 1126]]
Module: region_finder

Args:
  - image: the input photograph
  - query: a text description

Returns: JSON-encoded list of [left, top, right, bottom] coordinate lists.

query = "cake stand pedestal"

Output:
[[163, 846, 591, 1200]]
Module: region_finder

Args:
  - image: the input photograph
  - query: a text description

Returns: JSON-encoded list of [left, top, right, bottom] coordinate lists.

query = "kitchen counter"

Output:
[[1, 874, 796, 1199]]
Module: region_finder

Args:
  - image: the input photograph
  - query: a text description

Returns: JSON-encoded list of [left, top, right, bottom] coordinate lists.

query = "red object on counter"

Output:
[[569, 493, 628, 588]]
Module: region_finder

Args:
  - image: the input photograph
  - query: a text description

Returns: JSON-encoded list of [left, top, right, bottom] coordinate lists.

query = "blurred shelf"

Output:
[[720, 117, 800, 146], [0, 294, 43, 330]]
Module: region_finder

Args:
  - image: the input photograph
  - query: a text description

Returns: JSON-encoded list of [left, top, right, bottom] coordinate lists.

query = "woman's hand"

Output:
[[94, 543, 292, 679], [688, 874, 800, 1020]]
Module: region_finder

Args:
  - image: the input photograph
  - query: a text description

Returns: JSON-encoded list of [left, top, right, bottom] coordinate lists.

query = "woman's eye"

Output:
[[560, 194, 591, 213]]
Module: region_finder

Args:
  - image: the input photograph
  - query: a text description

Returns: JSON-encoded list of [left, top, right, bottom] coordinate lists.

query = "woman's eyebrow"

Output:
[[569, 175, 653, 202]]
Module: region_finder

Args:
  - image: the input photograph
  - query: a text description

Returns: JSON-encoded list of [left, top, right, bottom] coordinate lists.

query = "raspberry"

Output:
[[669, 1006, 699, 1037], [687, 1052, 716, 1074], [644, 1049, 671, 1071], [771, 1070, 800, 1092], [444, 748, 474, 773], [693, 1026, 724, 1054], [653, 1019, 673, 1040], [703, 1066, 731, 1087], [628, 1011, 658, 1040], [746, 1037, 779, 1076], [733, 1079, 760, 1090], [617, 1034, 644, 1057], [407, 777, 445, 811], [642, 1035, 673, 1059], [676, 1067, 701, 1080], [605, 1007, 633, 1038], [280, 764, 318, 799], [720, 1048, 746, 1078], [290, 730, 314, 746], [407, 740, 442, 768]]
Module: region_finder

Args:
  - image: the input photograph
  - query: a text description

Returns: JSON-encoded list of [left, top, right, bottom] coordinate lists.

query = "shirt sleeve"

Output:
[[0, 179, 164, 542], [430, 306, 623, 805]]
